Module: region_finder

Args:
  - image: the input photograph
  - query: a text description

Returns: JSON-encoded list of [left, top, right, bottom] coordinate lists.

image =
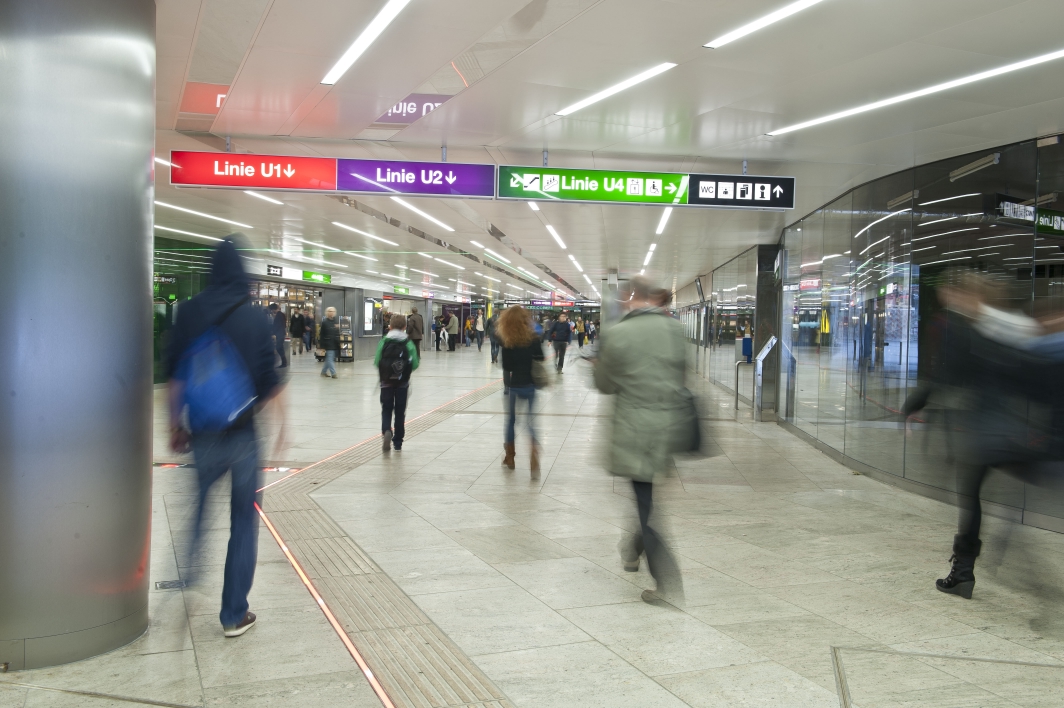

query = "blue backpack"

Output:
[[176, 302, 258, 433]]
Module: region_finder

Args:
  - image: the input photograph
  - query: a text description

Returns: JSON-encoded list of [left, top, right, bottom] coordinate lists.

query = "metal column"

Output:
[[0, 0, 156, 669]]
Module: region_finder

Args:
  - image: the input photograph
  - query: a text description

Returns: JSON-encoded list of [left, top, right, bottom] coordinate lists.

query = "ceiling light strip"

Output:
[[154, 224, 223, 242], [390, 197, 454, 232], [155, 201, 252, 228], [332, 221, 399, 245], [556, 63, 677, 116], [705, 0, 827, 49], [321, 0, 413, 85], [245, 190, 283, 205]]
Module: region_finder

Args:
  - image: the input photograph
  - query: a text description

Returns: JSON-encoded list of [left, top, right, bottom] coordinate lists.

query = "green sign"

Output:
[[393, 285, 410, 295], [1037, 207, 1064, 236], [498, 165, 688, 205], [303, 270, 331, 284]]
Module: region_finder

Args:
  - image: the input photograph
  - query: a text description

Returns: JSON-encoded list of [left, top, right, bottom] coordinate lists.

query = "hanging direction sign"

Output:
[[170, 151, 337, 191], [336, 159, 495, 198], [687, 173, 795, 210], [497, 166, 689, 206]]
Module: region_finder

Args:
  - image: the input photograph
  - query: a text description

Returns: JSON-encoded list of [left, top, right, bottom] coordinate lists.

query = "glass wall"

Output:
[[706, 247, 758, 394], [778, 133, 1064, 529]]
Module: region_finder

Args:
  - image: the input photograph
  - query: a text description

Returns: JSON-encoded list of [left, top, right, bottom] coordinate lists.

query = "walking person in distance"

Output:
[[268, 303, 287, 368], [319, 307, 340, 378], [374, 314, 419, 452], [499, 306, 545, 474], [289, 309, 305, 357], [549, 312, 572, 373]]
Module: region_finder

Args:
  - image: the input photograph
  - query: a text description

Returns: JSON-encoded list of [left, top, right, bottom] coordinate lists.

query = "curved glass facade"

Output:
[[777, 133, 1064, 531]]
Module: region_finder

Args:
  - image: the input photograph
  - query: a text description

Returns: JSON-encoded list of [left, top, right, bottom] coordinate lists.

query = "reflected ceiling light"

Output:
[[245, 190, 283, 205], [470, 240, 484, 248], [768, 48, 1064, 136], [332, 221, 399, 245], [295, 238, 340, 252], [655, 207, 673, 235], [418, 252, 433, 258], [911, 227, 979, 242], [154, 224, 222, 242], [545, 225, 567, 249], [321, 0, 413, 85], [555, 63, 677, 116], [344, 252, 379, 261], [528, 202, 540, 211], [155, 157, 173, 167], [484, 248, 511, 263], [434, 258, 465, 269], [705, 0, 827, 48], [409, 267, 439, 277], [475, 272, 501, 282], [568, 254, 584, 272], [155, 201, 252, 228], [853, 208, 910, 240], [921, 212, 983, 227], [919, 193, 980, 206], [640, 269, 645, 275], [390, 196, 454, 231], [377, 273, 409, 281], [950, 153, 1000, 182]]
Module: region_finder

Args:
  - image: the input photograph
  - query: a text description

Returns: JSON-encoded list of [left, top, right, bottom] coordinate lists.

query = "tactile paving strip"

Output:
[[263, 381, 514, 708]]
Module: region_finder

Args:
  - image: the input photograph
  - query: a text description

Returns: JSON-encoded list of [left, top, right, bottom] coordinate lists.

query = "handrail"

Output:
[[735, 360, 754, 410]]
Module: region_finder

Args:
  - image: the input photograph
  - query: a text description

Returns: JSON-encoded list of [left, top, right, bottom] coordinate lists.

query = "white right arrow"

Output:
[[773, 184, 784, 197], [665, 183, 677, 194], [284, 165, 295, 178]]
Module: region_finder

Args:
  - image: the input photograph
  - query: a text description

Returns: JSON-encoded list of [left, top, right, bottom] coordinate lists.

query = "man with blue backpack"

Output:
[[167, 235, 285, 638], [373, 313, 419, 452]]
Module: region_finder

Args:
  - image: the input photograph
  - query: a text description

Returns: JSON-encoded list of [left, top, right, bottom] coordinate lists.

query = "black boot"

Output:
[[936, 535, 981, 599]]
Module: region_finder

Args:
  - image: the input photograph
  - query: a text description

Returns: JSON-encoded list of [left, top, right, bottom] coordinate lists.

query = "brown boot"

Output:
[[502, 443, 516, 470], [530, 444, 540, 475]]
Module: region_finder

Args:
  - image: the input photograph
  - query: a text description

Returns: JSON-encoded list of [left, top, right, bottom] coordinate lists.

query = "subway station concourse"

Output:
[[6, 1, 1064, 706]]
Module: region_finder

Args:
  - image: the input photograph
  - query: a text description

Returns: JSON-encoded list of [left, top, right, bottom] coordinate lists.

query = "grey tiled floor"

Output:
[[7, 342, 1064, 707]]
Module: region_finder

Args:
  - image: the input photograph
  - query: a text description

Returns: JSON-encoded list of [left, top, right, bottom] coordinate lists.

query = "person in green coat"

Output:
[[593, 276, 686, 605]]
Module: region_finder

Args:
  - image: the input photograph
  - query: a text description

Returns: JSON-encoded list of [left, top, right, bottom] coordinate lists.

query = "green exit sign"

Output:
[[393, 285, 410, 295], [303, 271, 331, 284], [498, 165, 689, 205]]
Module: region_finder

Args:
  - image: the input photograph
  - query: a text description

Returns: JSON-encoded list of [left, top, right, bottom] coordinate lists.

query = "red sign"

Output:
[[170, 151, 337, 191], [179, 82, 230, 115]]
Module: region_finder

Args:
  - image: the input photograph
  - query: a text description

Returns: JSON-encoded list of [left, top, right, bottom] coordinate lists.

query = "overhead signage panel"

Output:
[[687, 174, 795, 210], [498, 166, 689, 205], [170, 150, 337, 191], [336, 159, 495, 198], [303, 271, 331, 284]]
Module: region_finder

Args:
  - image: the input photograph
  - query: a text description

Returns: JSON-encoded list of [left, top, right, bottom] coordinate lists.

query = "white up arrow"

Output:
[[773, 184, 784, 197], [283, 165, 295, 178], [445, 171, 457, 184]]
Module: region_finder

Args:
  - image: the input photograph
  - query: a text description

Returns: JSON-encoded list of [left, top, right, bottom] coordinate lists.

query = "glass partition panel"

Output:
[[779, 225, 802, 424], [817, 193, 853, 452], [793, 212, 823, 437]]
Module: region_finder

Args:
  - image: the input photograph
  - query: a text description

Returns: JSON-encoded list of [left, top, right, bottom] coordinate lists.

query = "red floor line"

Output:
[[258, 377, 503, 492], [255, 502, 396, 708]]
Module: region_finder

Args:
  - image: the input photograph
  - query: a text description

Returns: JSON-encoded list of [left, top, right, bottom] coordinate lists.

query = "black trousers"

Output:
[[448, 333, 457, 351], [632, 480, 683, 596], [435, 331, 441, 350], [275, 338, 288, 368], [381, 386, 409, 447], [552, 341, 567, 370]]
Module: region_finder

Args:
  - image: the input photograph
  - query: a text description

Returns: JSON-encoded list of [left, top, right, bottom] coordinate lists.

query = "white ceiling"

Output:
[[155, 0, 1064, 299]]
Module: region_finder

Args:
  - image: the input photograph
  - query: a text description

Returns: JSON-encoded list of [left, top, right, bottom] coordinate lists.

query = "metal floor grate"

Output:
[[263, 381, 514, 708]]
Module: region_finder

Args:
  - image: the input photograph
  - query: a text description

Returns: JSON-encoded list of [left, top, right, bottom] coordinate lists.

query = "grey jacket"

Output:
[[593, 308, 687, 482]]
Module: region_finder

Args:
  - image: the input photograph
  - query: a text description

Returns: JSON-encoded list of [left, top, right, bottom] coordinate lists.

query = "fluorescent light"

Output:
[[768, 47, 1064, 136], [950, 153, 1000, 182], [484, 248, 511, 263], [912, 246, 936, 253], [911, 227, 980, 242], [434, 258, 465, 270], [470, 240, 484, 248], [154, 201, 252, 228], [155, 157, 173, 167], [295, 238, 340, 252], [569, 255, 584, 272], [920, 216, 957, 227], [409, 267, 439, 277], [344, 252, 379, 261], [853, 208, 910, 240], [640, 269, 645, 275], [655, 207, 673, 235], [705, 0, 826, 49], [418, 252, 433, 258], [332, 221, 398, 245], [919, 193, 980, 206], [154, 224, 222, 242], [390, 196, 454, 231], [245, 190, 283, 205], [321, 0, 413, 85], [555, 63, 677, 116], [546, 225, 567, 249], [528, 202, 540, 211], [583, 274, 592, 284], [475, 272, 501, 282], [377, 273, 409, 281]]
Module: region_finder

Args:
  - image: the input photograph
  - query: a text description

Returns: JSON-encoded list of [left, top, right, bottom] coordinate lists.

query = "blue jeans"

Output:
[[490, 338, 501, 362], [381, 385, 408, 447], [322, 349, 336, 376], [190, 424, 262, 627], [506, 385, 536, 444]]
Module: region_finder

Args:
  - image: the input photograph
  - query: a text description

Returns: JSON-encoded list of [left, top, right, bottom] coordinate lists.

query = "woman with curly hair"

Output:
[[497, 306, 545, 473]]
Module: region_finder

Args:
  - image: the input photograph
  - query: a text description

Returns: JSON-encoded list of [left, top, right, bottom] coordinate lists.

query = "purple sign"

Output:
[[336, 159, 495, 198], [375, 93, 453, 124]]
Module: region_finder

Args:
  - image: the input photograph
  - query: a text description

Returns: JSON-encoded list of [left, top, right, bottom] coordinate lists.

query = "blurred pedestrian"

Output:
[[167, 235, 285, 637], [268, 303, 288, 368], [588, 320, 597, 345], [446, 311, 459, 351], [289, 309, 305, 357], [475, 311, 485, 351], [499, 306, 544, 473], [406, 306, 424, 353], [464, 315, 474, 347], [486, 311, 500, 363], [319, 307, 340, 378], [594, 276, 686, 606], [374, 314, 419, 452], [575, 317, 586, 348], [303, 309, 315, 352], [548, 312, 572, 373], [434, 315, 443, 351]]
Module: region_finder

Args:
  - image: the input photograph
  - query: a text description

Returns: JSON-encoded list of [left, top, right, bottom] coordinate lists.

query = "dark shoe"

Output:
[[383, 430, 393, 452], [502, 442, 516, 470], [394, 445, 402, 451], [223, 611, 256, 638], [936, 535, 980, 599]]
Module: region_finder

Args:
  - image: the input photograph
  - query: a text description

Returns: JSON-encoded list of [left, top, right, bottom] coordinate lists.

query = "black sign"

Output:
[[266, 264, 283, 276], [687, 174, 795, 210]]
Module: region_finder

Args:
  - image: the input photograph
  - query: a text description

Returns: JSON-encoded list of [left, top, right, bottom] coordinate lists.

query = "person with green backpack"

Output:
[[374, 314, 420, 452]]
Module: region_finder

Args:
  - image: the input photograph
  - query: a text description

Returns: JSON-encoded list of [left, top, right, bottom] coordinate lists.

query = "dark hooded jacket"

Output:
[[166, 236, 280, 403]]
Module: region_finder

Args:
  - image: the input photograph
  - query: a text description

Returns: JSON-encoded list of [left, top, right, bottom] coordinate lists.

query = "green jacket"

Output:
[[593, 308, 687, 482], [372, 332, 420, 378]]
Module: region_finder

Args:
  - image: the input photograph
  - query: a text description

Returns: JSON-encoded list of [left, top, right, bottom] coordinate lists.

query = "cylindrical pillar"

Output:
[[0, 0, 155, 669]]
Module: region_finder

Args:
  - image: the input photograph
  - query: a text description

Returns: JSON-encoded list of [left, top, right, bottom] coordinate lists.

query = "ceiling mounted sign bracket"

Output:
[[441, 146, 447, 163], [543, 150, 548, 167], [742, 160, 748, 175], [225, 136, 231, 153]]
